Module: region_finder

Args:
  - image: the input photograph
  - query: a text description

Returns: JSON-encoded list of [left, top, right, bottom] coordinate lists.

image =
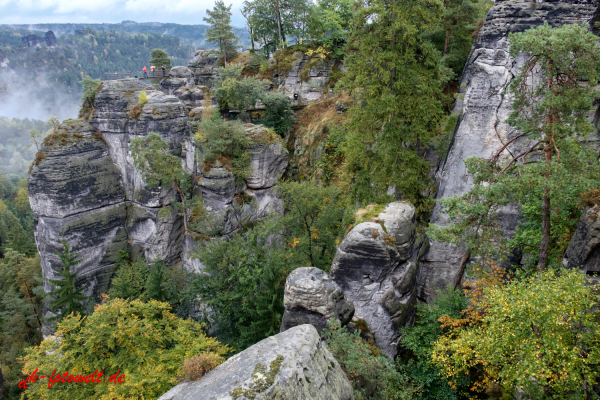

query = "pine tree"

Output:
[[47, 240, 87, 322], [204, 0, 240, 64], [149, 48, 171, 69], [340, 0, 444, 210]]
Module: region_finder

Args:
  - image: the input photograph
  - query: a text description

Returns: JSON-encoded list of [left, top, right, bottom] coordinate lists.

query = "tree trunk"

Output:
[[453, 250, 471, 290], [444, 29, 450, 55], [538, 144, 552, 271], [275, 0, 283, 48]]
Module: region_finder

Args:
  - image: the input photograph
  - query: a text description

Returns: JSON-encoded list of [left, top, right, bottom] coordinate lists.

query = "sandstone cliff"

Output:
[[419, 0, 600, 300], [29, 77, 288, 322]]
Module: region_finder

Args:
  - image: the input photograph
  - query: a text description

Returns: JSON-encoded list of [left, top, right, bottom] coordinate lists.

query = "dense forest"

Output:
[[0, 21, 251, 48], [0, 117, 50, 177]]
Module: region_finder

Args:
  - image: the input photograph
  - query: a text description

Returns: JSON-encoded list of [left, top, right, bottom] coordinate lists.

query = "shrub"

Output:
[[78, 76, 101, 119], [259, 92, 295, 138], [129, 104, 142, 119], [322, 319, 420, 400], [21, 298, 231, 400], [138, 90, 148, 105], [181, 353, 225, 381]]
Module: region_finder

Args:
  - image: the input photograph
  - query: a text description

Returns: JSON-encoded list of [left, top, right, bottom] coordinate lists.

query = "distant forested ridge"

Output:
[[0, 21, 251, 48]]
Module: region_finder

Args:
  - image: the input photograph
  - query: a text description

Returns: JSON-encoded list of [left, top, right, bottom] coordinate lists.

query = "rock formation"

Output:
[[563, 205, 600, 274], [280, 267, 354, 334], [29, 78, 288, 319], [276, 51, 335, 104], [330, 202, 422, 358], [157, 324, 354, 400], [419, 0, 600, 300]]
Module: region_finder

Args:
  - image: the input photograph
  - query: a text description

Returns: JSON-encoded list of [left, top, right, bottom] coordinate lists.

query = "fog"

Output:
[[0, 68, 80, 121]]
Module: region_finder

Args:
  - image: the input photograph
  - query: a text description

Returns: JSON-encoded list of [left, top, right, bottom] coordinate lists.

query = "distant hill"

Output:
[[0, 21, 251, 48]]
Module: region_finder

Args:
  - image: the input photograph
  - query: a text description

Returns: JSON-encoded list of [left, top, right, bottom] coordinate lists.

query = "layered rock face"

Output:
[[29, 78, 288, 314], [277, 51, 335, 104], [280, 267, 354, 334], [158, 324, 354, 400], [330, 202, 421, 358], [419, 0, 600, 300]]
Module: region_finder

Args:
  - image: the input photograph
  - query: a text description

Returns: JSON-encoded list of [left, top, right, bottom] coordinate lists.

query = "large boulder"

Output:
[[330, 202, 419, 358], [419, 0, 600, 300], [563, 206, 600, 274], [157, 324, 354, 400], [281, 267, 354, 334]]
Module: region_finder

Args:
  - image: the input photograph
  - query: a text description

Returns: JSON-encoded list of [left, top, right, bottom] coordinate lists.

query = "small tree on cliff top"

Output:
[[429, 23, 600, 272], [204, 0, 240, 64], [149, 48, 171, 69], [47, 240, 87, 322]]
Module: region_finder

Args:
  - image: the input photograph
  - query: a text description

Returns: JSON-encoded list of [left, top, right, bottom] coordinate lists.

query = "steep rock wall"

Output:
[[418, 0, 600, 300]]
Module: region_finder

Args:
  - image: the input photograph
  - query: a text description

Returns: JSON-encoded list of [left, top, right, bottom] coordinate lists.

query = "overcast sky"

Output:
[[0, 0, 247, 27]]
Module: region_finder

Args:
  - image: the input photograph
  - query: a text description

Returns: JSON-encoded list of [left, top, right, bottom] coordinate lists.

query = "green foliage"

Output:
[[191, 218, 293, 351], [340, 0, 444, 212], [432, 112, 458, 158], [130, 132, 193, 231], [398, 287, 470, 399], [149, 48, 171, 69], [108, 250, 197, 319], [259, 92, 295, 137], [21, 297, 231, 400], [195, 111, 255, 183], [280, 181, 345, 271], [0, 249, 44, 400], [432, 269, 600, 399], [204, 0, 240, 63], [214, 64, 269, 110], [47, 240, 88, 322], [79, 75, 101, 119], [138, 90, 148, 106], [323, 319, 420, 400]]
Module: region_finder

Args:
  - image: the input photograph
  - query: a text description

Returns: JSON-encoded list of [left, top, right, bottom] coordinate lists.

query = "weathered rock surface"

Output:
[[29, 78, 288, 323], [419, 0, 600, 300], [563, 206, 600, 274], [278, 52, 335, 104], [158, 324, 354, 400], [330, 202, 420, 358], [281, 267, 354, 334]]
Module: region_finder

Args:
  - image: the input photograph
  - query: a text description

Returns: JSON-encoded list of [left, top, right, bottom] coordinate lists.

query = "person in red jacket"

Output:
[[143, 66, 148, 78]]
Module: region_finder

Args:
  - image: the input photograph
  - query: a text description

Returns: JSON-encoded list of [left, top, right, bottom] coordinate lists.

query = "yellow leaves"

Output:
[[287, 238, 300, 248]]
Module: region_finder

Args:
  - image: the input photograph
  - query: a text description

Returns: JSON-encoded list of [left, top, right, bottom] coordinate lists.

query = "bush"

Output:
[[322, 319, 419, 400], [138, 90, 148, 105], [181, 353, 225, 381], [259, 92, 295, 138], [78, 76, 101, 119], [214, 64, 269, 111], [21, 298, 231, 400]]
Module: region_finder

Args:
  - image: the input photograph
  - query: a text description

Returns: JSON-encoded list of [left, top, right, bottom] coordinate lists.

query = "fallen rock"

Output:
[[281, 267, 354, 334], [158, 324, 354, 400], [330, 202, 419, 358]]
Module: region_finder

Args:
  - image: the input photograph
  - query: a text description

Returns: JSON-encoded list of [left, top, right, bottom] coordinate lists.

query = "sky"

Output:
[[0, 0, 247, 27]]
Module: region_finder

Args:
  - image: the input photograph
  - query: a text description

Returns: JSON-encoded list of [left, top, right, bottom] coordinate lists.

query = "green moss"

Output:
[[230, 354, 284, 399], [353, 204, 386, 226]]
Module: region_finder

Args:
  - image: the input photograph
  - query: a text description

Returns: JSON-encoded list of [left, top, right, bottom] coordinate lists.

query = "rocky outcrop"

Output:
[[277, 52, 335, 104], [419, 0, 600, 300], [29, 78, 288, 320], [281, 267, 354, 334], [158, 324, 354, 400], [563, 206, 600, 274], [330, 202, 421, 358]]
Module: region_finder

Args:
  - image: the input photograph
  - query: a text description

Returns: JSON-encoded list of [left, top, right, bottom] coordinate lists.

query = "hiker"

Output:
[[143, 66, 148, 78], [293, 92, 299, 105], [161, 65, 166, 77], [150, 65, 155, 77]]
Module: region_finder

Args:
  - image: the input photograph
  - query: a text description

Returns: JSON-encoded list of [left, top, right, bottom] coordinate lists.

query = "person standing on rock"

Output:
[[293, 92, 299, 105], [161, 65, 166, 77], [150, 65, 155, 77], [143, 66, 148, 78]]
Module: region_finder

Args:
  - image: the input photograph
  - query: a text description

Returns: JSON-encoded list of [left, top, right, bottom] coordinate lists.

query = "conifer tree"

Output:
[[47, 240, 87, 322], [341, 0, 444, 210], [204, 0, 240, 64], [149, 48, 171, 69]]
